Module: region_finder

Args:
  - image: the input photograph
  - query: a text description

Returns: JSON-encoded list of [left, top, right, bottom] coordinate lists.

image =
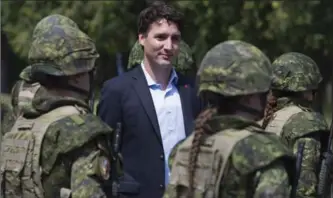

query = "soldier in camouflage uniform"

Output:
[[0, 93, 14, 142], [127, 39, 195, 75], [165, 40, 295, 198], [0, 14, 117, 198], [1, 14, 78, 139], [1, 13, 79, 136], [261, 52, 329, 198]]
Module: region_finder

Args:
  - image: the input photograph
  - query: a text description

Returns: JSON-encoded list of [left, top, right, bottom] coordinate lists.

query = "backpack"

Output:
[[167, 129, 252, 198], [0, 105, 83, 198]]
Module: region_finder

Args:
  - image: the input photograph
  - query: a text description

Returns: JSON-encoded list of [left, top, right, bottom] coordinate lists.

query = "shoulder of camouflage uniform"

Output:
[[282, 111, 329, 140], [232, 131, 294, 175], [0, 93, 12, 110], [47, 113, 113, 153], [1, 93, 14, 123], [168, 138, 187, 170], [1, 94, 15, 137]]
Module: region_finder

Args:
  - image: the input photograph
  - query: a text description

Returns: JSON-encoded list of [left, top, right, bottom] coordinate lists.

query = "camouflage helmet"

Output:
[[32, 14, 79, 40], [271, 52, 322, 92], [20, 15, 80, 82], [25, 14, 99, 81], [127, 40, 194, 72], [197, 40, 272, 96]]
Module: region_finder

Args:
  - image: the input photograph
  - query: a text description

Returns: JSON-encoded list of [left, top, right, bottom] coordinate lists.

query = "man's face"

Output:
[[139, 19, 181, 68]]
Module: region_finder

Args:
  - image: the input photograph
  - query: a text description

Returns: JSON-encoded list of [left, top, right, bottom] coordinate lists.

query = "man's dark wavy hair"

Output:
[[137, 1, 183, 35]]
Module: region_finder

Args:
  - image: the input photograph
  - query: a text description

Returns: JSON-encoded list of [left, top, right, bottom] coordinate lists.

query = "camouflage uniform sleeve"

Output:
[[253, 161, 291, 198], [281, 111, 328, 198], [70, 137, 111, 198], [40, 114, 116, 197], [292, 137, 320, 198]]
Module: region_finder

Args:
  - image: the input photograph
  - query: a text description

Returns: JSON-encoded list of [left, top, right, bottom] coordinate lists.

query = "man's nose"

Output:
[[163, 38, 172, 50]]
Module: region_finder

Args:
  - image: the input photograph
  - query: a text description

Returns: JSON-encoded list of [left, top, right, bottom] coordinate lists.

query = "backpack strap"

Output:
[[32, 105, 83, 196], [211, 129, 252, 196], [265, 106, 303, 136]]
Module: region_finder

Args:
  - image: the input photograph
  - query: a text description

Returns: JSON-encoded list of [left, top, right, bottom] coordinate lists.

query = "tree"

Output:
[[2, 1, 332, 117]]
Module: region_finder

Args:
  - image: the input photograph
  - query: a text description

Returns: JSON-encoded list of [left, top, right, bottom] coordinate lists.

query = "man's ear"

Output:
[[138, 34, 146, 46]]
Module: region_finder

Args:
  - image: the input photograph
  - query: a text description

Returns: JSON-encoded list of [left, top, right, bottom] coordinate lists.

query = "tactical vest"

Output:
[[0, 105, 84, 198], [264, 105, 303, 136], [167, 128, 252, 198]]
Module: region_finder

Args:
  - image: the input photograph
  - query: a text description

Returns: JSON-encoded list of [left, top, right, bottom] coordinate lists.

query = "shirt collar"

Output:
[[141, 62, 178, 87]]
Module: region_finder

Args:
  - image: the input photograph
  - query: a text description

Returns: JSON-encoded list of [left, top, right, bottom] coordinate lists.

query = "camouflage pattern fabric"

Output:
[[270, 97, 329, 197], [0, 93, 15, 140], [216, 117, 294, 197], [165, 116, 294, 198], [271, 52, 322, 92], [20, 15, 82, 82], [21, 15, 99, 79], [165, 41, 294, 198], [127, 40, 195, 73], [0, 93, 12, 120], [11, 80, 22, 115], [197, 40, 272, 96], [267, 52, 325, 197], [0, 15, 115, 198], [35, 101, 114, 198], [127, 40, 143, 69], [1, 80, 42, 136], [19, 65, 34, 82], [167, 139, 185, 170], [32, 14, 79, 40], [11, 80, 42, 117]]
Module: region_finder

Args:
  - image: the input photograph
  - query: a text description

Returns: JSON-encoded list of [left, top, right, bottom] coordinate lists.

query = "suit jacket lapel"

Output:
[[177, 78, 193, 137], [131, 66, 162, 144]]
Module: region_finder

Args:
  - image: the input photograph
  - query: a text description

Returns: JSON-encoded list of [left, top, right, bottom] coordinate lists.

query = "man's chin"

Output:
[[156, 60, 172, 68]]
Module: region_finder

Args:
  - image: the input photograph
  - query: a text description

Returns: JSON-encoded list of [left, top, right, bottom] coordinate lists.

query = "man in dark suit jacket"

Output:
[[97, 2, 203, 198]]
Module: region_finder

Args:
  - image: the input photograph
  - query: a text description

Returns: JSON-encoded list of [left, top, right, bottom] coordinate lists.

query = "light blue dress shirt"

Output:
[[141, 63, 186, 186]]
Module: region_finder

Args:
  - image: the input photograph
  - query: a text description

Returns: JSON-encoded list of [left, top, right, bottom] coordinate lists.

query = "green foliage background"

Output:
[[1, 1, 332, 120]]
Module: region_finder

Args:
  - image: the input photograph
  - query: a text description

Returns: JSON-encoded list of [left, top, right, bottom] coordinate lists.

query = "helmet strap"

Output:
[[235, 93, 268, 121], [88, 69, 96, 112], [65, 69, 96, 110]]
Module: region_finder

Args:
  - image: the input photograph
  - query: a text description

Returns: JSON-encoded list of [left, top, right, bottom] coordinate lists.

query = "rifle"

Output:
[[88, 68, 96, 113], [88, 91, 95, 113], [317, 121, 333, 198], [110, 122, 122, 198], [291, 142, 305, 198]]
